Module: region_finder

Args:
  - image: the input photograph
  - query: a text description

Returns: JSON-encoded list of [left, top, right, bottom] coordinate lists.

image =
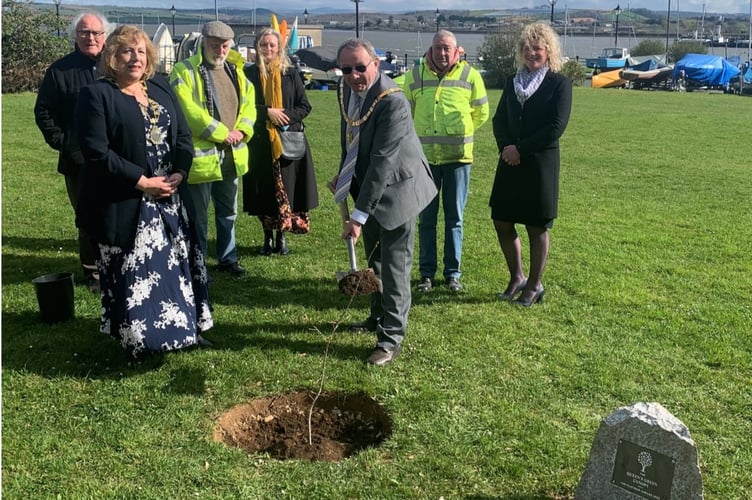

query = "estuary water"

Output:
[[321, 29, 751, 62]]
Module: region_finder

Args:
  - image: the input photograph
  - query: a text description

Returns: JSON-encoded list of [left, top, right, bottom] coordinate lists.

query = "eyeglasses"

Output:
[[341, 64, 369, 75], [77, 30, 106, 39]]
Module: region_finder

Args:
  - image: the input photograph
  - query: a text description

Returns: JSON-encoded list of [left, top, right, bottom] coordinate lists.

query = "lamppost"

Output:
[[613, 4, 622, 46], [170, 4, 176, 36], [548, 0, 557, 25], [303, 8, 309, 25], [53, 0, 62, 37], [434, 8, 440, 32], [665, 0, 671, 53], [351, 0, 363, 38]]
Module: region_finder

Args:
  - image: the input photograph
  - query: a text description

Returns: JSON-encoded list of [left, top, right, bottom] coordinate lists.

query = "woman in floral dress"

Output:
[[243, 27, 319, 256], [76, 25, 212, 357]]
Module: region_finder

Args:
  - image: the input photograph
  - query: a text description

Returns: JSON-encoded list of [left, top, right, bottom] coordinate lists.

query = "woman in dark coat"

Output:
[[243, 27, 318, 256], [76, 25, 212, 357], [490, 21, 572, 306]]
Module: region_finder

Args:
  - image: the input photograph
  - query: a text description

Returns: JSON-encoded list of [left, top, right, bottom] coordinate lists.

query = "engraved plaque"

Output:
[[611, 439, 676, 500]]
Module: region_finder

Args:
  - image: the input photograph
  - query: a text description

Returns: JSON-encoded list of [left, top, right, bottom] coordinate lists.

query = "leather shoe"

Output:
[[87, 275, 101, 294], [259, 231, 274, 256], [218, 261, 246, 276], [498, 278, 528, 301], [367, 346, 400, 366], [274, 231, 289, 255], [416, 276, 434, 292], [349, 317, 380, 333], [513, 286, 545, 307], [445, 277, 463, 292]]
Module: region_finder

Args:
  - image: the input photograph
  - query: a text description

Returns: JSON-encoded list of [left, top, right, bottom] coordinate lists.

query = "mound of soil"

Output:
[[338, 269, 381, 297], [213, 390, 392, 462]]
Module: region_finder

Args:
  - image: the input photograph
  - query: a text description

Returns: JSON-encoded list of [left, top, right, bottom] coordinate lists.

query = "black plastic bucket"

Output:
[[32, 272, 75, 323]]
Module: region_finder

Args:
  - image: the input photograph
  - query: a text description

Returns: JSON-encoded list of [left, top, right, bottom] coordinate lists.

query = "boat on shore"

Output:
[[585, 47, 631, 70], [591, 68, 628, 88]]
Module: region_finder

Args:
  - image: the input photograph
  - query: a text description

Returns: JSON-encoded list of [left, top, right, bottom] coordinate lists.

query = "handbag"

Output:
[[279, 130, 306, 161]]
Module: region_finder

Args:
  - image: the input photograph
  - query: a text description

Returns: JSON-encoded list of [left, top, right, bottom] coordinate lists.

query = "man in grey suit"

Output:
[[331, 38, 438, 366]]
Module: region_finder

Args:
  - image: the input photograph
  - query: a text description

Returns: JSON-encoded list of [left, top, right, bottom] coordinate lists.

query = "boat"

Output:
[[620, 59, 674, 88], [152, 23, 175, 75], [621, 66, 674, 82], [293, 47, 343, 89], [673, 53, 741, 91], [585, 47, 630, 70], [591, 68, 628, 88]]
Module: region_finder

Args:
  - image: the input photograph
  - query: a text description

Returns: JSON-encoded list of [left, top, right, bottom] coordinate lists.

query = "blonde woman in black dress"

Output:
[[490, 22, 572, 306]]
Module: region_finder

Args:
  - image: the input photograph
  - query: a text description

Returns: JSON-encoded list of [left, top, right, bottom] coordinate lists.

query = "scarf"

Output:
[[513, 64, 549, 106], [424, 46, 460, 78], [260, 60, 283, 161]]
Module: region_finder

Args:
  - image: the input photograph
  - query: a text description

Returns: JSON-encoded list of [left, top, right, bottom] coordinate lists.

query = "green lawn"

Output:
[[2, 87, 751, 499]]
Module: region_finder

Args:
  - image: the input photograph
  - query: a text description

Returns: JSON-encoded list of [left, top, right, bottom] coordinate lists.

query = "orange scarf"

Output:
[[260, 61, 283, 160]]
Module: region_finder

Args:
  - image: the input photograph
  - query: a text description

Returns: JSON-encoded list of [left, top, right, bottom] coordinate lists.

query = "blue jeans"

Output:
[[181, 169, 239, 266], [418, 163, 471, 281]]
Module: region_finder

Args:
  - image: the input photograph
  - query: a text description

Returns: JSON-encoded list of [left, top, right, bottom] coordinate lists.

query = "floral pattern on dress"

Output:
[[98, 98, 213, 358]]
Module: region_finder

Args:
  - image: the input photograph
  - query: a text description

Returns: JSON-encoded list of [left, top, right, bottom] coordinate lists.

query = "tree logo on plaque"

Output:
[[638, 450, 653, 473]]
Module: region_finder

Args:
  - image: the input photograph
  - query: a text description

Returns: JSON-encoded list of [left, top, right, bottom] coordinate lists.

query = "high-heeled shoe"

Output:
[[513, 286, 545, 307], [259, 230, 273, 256], [497, 279, 528, 301]]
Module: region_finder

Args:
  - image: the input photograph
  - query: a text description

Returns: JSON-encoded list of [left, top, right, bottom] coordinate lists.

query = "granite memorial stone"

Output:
[[575, 402, 702, 500]]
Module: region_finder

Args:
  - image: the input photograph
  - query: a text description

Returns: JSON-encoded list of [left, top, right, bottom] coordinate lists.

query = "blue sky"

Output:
[[60, 0, 751, 15]]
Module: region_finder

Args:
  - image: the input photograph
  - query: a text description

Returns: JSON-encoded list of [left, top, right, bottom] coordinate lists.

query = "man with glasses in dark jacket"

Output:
[[34, 12, 110, 293]]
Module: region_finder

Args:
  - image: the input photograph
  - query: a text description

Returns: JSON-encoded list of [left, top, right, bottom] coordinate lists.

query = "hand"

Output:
[[136, 175, 176, 198], [501, 145, 521, 166], [165, 172, 184, 188], [268, 108, 290, 127], [223, 129, 244, 146], [341, 220, 362, 245]]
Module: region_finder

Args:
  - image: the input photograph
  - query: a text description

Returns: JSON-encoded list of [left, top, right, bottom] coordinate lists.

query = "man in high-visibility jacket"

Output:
[[403, 30, 489, 292], [171, 21, 256, 276]]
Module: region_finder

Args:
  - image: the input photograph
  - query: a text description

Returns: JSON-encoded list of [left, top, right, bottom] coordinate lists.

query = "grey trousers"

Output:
[[361, 216, 416, 350]]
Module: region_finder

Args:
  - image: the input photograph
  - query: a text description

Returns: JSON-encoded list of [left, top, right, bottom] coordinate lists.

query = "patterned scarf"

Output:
[[424, 46, 460, 78], [513, 64, 549, 106], [260, 60, 283, 161], [198, 63, 215, 118]]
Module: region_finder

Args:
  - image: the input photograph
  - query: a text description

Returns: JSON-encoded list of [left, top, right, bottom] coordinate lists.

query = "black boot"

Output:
[[274, 231, 289, 255], [259, 230, 273, 256]]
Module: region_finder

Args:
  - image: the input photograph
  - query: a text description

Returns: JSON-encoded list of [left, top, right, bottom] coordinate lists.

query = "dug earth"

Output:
[[214, 390, 392, 462]]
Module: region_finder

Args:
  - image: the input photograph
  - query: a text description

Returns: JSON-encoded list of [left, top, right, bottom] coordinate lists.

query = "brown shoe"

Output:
[[367, 346, 400, 366]]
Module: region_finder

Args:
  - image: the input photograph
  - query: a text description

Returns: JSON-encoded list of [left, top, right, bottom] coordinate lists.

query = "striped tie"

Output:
[[334, 92, 362, 204]]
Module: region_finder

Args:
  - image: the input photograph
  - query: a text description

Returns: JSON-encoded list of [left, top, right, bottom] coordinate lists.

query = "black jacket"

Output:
[[34, 49, 100, 176], [75, 76, 194, 247]]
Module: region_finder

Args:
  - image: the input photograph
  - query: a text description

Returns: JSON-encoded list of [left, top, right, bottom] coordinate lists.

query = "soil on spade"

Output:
[[213, 390, 392, 462]]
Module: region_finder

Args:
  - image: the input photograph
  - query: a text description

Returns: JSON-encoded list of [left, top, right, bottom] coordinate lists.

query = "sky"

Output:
[[61, 0, 752, 15]]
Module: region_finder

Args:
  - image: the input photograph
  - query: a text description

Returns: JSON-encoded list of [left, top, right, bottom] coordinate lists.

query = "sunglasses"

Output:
[[341, 64, 369, 75]]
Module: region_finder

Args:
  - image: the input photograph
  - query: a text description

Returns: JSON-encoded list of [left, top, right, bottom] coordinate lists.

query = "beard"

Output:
[[204, 51, 228, 68]]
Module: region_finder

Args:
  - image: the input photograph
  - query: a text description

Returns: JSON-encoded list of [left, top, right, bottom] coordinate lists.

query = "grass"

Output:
[[3, 87, 751, 499]]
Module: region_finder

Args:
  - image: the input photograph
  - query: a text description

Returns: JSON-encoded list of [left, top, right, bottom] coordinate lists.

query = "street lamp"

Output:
[[548, 0, 557, 25], [613, 4, 622, 46], [53, 0, 62, 37], [303, 8, 309, 25], [170, 4, 176, 36], [434, 8, 440, 32], [351, 0, 363, 38], [665, 0, 671, 53]]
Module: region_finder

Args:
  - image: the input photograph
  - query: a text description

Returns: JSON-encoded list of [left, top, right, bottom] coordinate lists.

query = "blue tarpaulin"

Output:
[[673, 53, 741, 86]]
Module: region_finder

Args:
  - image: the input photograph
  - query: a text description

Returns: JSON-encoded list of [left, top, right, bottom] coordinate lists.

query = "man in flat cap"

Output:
[[171, 21, 256, 276]]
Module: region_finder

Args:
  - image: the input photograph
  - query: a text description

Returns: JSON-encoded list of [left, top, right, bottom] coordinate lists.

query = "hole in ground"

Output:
[[213, 390, 392, 462]]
